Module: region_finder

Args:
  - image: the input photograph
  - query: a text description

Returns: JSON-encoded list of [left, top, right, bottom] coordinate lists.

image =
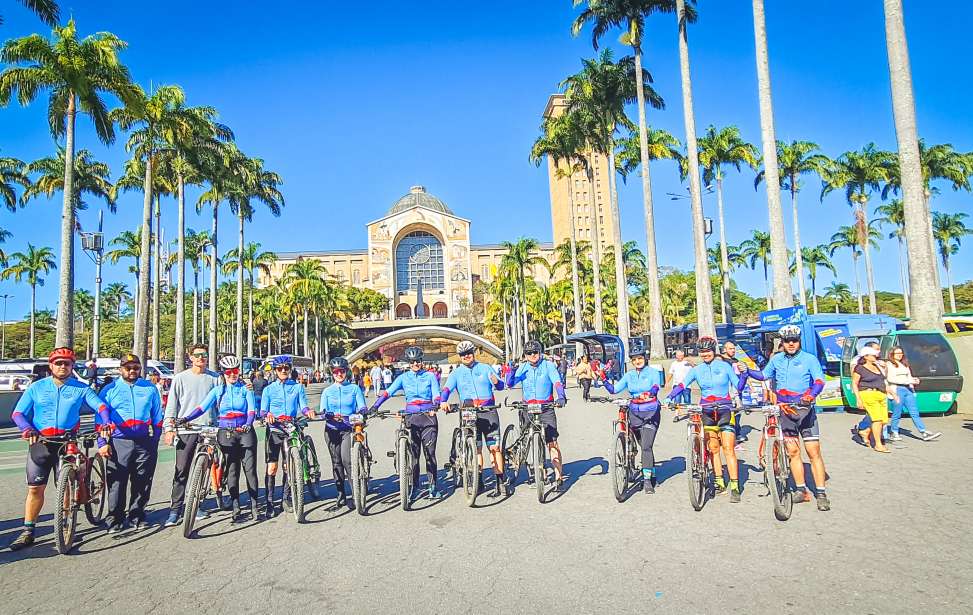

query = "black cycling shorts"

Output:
[[475, 408, 501, 448], [264, 427, 287, 464], [519, 407, 559, 444], [701, 406, 735, 434], [26, 441, 62, 486], [779, 405, 820, 442]]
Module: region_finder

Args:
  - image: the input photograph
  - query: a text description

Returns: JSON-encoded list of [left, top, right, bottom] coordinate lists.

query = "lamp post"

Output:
[[80, 210, 105, 359], [0, 293, 11, 359]]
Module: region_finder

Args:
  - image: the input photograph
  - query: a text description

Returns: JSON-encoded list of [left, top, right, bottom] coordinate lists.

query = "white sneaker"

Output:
[[888, 433, 903, 442], [921, 431, 942, 441]]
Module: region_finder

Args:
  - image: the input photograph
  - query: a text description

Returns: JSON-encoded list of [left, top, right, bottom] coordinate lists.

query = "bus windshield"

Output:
[[895, 334, 958, 378]]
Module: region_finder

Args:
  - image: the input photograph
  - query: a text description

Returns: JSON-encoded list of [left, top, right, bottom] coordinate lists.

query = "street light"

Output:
[[666, 184, 714, 201], [80, 210, 105, 359], [0, 293, 11, 359], [703, 217, 713, 239]]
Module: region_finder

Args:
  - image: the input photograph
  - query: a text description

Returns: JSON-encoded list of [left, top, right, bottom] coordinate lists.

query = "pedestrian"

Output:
[[84, 358, 99, 389], [575, 356, 593, 402], [363, 369, 372, 395], [251, 368, 267, 414], [161, 343, 219, 527], [369, 362, 383, 398], [667, 350, 694, 404], [319, 357, 366, 511], [885, 346, 942, 442], [851, 341, 884, 437], [98, 353, 163, 533], [852, 346, 892, 453]]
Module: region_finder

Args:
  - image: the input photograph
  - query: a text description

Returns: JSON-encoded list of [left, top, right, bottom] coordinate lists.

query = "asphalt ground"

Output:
[[0, 383, 971, 614]]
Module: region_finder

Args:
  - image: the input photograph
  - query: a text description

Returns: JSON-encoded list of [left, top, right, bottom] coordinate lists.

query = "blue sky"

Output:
[[1, 1, 970, 319]]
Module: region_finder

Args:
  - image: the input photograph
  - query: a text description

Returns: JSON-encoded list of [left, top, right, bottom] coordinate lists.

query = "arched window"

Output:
[[414, 303, 430, 318], [395, 303, 412, 319], [432, 302, 448, 318], [395, 230, 444, 293]]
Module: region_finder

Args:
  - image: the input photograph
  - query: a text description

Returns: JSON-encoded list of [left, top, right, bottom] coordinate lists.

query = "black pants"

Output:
[[108, 437, 159, 525], [630, 411, 661, 472], [326, 428, 353, 494], [217, 429, 258, 503], [580, 378, 592, 401], [169, 433, 199, 512], [405, 413, 438, 489]]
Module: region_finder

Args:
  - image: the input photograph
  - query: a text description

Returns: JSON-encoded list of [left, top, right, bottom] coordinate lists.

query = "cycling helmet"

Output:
[[628, 339, 647, 358], [778, 324, 802, 340], [524, 340, 543, 355], [271, 355, 292, 368], [403, 346, 424, 362], [48, 347, 76, 363], [697, 337, 718, 353], [219, 355, 241, 370], [329, 357, 350, 371], [456, 341, 476, 356]]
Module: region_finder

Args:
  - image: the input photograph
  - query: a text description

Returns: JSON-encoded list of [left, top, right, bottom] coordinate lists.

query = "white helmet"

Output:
[[219, 355, 241, 370], [778, 324, 802, 340], [456, 341, 476, 356]]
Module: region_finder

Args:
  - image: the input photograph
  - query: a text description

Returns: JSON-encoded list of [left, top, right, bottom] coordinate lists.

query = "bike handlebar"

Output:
[[36, 429, 101, 445], [447, 403, 500, 413]]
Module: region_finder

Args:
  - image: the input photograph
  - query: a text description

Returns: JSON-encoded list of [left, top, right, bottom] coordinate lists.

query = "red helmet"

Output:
[[48, 347, 76, 363]]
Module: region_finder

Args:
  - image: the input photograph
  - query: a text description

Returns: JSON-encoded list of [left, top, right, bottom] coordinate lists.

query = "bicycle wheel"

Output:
[[687, 431, 706, 512], [463, 435, 479, 507], [84, 455, 108, 526], [767, 436, 793, 521], [499, 424, 516, 487], [610, 431, 629, 503], [54, 464, 78, 554], [305, 438, 321, 500], [450, 428, 463, 487], [351, 442, 368, 515], [288, 445, 305, 523], [213, 458, 230, 512], [183, 455, 209, 539], [532, 431, 545, 504], [397, 434, 411, 512]]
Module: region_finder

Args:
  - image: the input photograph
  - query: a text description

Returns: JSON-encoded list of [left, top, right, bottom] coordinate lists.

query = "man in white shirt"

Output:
[[667, 350, 693, 404]]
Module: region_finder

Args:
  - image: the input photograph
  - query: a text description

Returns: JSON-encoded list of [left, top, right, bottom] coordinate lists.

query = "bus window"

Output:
[[895, 334, 958, 377]]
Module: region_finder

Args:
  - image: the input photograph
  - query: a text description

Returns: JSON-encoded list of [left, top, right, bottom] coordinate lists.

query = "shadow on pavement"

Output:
[[544, 456, 607, 503], [655, 456, 685, 486]]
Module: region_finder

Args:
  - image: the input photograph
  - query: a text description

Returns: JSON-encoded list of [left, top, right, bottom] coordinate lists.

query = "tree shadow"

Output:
[[543, 456, 608, 504]]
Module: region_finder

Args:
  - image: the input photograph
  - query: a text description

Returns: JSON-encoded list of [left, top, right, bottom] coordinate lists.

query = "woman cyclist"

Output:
[[177, 356, 259, 522], [319, 356, 367, 511], [260, 355, 313, 515], [605, 345, 665, 494]]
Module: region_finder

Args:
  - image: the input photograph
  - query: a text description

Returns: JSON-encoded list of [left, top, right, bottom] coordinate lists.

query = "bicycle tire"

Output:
[[397, 434, 411, 511], [687, 430, 705, 512], [213, 456, 230, 512], [499, 424, 516, 487], [767, 436, 793, 521], [183, 454, 209, 539], [450, 428, 463, 487], [610, 431, 628, 503], [54, 463, 78, 554], [351, 441, 368, 515], [305, 437, 321, 500], [84, 455, 107, 525], [463, 435, 479, 507], [532, 431, 545, 504], [288, 445, 305, 523]]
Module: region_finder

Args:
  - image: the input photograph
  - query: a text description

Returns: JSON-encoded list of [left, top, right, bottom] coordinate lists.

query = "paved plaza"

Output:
[[0, 384, 971, 614]]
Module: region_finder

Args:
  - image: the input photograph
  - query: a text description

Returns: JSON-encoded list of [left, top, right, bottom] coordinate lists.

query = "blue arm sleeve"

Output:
[[150, 390, 164, 439], [319, 387, 330, 414], [354, 387, 367, 413], [245, 390, 256, 427], [11, 386, 34, 432], [606, 372, 628, 395], [429, 373, 442, 404], [440, 371, 458, 402], [299, 385, 310, 414], [260, 388, 270, 417], [84, 385, 110, 425]]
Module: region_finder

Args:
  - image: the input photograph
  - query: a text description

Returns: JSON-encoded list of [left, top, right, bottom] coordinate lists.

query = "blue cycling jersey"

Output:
[[754, 350, 826, 403], [320, 382, 367, 430], [259, 379, 310, 420], [12, 377, 109, 436], [372, 369, 441, 414], [183, 382, 256, 429], [506, 360, 565, 404], [440, 362, 503, 406], [668, 359, 743, 406], [98, 378, 163, 444], [606, 367, 664, 412]]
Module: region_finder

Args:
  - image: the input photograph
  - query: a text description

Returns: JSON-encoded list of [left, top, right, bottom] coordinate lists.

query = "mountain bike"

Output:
[[347, 410, 390, 515], [609, 399, 640, 502], [271, 417, 322, 523], [673, 404, 710, 512], [446, 403, 499, 507], [40, 430, 108, 554], [748, 403, 794, 521], [386, 413, 415, 511], [501, 400, 549, 504], [178, 425, 227, 538]]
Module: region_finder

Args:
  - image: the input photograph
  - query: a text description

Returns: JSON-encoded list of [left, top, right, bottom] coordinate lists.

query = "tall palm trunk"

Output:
[[192, 267, 199, 345], [566, 167, 582, 335], [501, 298, 510, 360], [790, 182, 807, 306], [762, 261, 771, 309], [586, 163, 604, 332], [512, 293, 522, 357], [151, 194, 161, 361], [752, 0, 793, 310], [633, 49, 665, 359], [208, 203, 218, 371], [134, 154, 153, 362], [175, 175, 187, 368], [810, 273, 819, 314], [292, 311, 298, 354], [302, 307, 309, 356], [922, 192, 945, 312], [715, 175, 730, 323], [675, 0, 716, 338], [236, 213, 245, 360], [857, 203, 878, 314], [607, 151, 630, 341], [896, 235, 911, 317], [55, 96, 77, 348], [884, 0, 944, 330], [29, 282, 36, 357], [944, 255, 956, 313], [852, 252, 864, 314], [277, 320, 282, 354], [247, 268, 255, 357]]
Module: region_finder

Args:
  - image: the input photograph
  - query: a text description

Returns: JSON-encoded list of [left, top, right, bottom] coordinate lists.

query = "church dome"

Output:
[[388, 186, 453, 216]]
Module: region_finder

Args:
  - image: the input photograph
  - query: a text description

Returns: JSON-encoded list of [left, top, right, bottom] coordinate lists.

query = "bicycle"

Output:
[[268, 417, 322, 523], [177, 425, 227, 538], [446, 403, 500, 507], [501, 400, 550, 504], [346, 410, 390, 515], [747, 403, 794, 521], [39, 430, 108, 554], [385, 413, 415, 511], [608, 399, 641, 502], [672, 403, 711, 512]]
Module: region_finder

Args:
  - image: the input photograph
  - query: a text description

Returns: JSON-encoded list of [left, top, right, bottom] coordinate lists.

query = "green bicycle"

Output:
[[269, 417, 322, 523]]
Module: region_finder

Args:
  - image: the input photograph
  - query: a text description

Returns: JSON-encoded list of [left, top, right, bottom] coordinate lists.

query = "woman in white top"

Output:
[[885, 346, 942, 442]]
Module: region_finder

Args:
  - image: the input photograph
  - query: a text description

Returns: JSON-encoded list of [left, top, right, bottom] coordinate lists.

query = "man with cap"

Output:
[[98, 353, 164, 532]]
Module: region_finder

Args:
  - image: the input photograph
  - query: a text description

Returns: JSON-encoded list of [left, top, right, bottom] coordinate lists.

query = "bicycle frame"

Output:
[[40, 431, 100, 506]]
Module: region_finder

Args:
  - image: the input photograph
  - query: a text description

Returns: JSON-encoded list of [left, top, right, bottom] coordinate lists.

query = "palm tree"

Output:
[[673, 0, 714, 337], [1, 154, 29, 211], [0, 227, 12, 265], [572, 0, 684, 359], [0, 19, 136, 347], [106, 228, 142, 322], [820, 144, 894, 314], [21, 148, 114, 212], [739, 229, 773, 309], [73, 288, 94, 356], [875, 198, 911, 317], [499, 238, 550, 356], [285, 259, 328, 357], [932, 212, 971, 313], [696, 125, 760, 323], [103, 281, 130, 319], [755, 140, 830, 306], [790, 245, 835, 314], [823, 281, 852, 314], [223, 242, 276, 357], [1, 244, 56, 356], [1, 1, 59, 25], [829, 223, 880, 315], [184, 229, 209, 344]]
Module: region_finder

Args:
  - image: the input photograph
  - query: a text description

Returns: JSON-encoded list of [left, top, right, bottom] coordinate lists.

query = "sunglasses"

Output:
[[51, 360, 74, 367], [192, 352, 208, 358], [121, 363, 141, 370], [275, 366, 290, 371], [782, 337, 801, 343], [223, 368, 240, 376], [526, 351, 539, 356], [410, 360, 422, 364], [331, 368, 347, 376]]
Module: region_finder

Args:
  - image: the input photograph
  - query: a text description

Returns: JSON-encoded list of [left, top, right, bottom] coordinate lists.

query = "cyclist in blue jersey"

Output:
[[260, 355, 314, 515], [605, 346, 665, 494], [319, 356, 367, 511], [505, 340, 567, 491], [8, 348, 112, 551], [178, 355, 260, 521], [371, 346, 444, 500], [666, 337, 746, 502], [744, 324, 830, 511], [98, 352, 163, 532], [440, 341, 508, 497]]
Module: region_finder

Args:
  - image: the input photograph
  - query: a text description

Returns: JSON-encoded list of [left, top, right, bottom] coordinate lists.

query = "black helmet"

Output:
[[628, 338, 647, 359], [698, 336, 718, 353], [524, 340, 543, 355], [328, 357, 350, 371], [404, 346, 424, 362]]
